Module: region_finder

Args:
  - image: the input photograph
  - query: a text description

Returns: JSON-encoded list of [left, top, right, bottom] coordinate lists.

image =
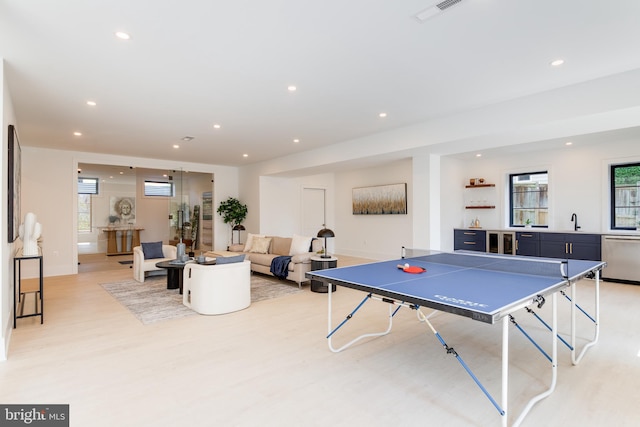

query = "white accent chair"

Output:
[[182, 260, 251, 315], [133, 245, 177, 282]]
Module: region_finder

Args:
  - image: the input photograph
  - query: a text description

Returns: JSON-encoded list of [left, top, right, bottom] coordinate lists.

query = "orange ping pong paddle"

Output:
[[396, 263, 426, 274]]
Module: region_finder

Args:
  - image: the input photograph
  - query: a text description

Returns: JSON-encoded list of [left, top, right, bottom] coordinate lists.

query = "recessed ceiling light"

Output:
[[379, 112, 387, 118], [86, 101, 97, 106], [213, 124, 221, 129], [115, 31, 131, 40], [287, 85, 297, 92], [565, 141, 573, 146], [73, 131, 82, 136], [550, 59, 564, 67], [243, 154, 249, 158], [173, 144, 180, 149], [119, 171, 124, 175], [475, 153, 482, 157], [293, 139, 300, 143]]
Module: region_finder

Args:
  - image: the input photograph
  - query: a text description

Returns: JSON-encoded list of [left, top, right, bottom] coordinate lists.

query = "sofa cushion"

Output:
[[248, 253, 278, 266], [249, 236, 272, 254], [141, 241, 164, 259], [271, 236, 292, 256], [215, 254, 246, 264], [243, 233, 264, 252], [289, 234, 313, 255]]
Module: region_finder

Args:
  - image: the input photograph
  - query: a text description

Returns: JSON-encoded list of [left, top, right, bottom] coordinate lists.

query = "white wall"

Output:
[[2, 59, 17, 360], [255, 173, 336, 244], [335, 159, 413, 260]]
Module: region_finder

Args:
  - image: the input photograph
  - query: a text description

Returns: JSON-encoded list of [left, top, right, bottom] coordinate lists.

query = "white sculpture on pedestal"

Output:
[[18, 212, 42, 256]]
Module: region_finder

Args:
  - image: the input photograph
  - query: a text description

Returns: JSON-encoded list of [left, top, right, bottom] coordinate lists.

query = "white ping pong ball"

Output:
[[404, 263, 409, 268]]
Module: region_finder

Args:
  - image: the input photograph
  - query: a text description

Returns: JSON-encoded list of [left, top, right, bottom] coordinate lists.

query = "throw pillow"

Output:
[[141, 241, 164, 259], [289, 234, 313, 255], [243, 233, 264, 252], [215, 254, 246, 264], [271, 237, 292, 256], [249, 236, 272, 254]]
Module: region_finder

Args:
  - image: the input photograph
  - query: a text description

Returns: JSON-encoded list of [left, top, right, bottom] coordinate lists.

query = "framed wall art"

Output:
[[7, 124, 21, 242], [352, 183, 407, 215]]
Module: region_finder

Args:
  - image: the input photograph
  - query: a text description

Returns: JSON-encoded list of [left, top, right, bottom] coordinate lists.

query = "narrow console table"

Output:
[[102, 227, 143, 255], [14, 254, 44, 328]]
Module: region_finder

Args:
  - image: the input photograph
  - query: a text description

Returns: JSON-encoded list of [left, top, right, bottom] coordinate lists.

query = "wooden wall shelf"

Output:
[[465, 184, 495, 188]]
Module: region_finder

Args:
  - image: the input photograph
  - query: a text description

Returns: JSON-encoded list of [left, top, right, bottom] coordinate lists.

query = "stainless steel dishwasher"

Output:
[[601, 235, 640, 283]]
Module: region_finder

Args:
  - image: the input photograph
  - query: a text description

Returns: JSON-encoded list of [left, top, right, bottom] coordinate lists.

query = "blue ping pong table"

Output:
[[306, 250, 605, 427]]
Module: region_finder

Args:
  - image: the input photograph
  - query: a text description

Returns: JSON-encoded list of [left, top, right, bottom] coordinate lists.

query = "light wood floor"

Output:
[[2, 255, 639, 426]]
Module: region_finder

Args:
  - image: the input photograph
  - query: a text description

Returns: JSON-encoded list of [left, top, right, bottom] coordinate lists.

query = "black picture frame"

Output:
[[8, 124, 21, 243]]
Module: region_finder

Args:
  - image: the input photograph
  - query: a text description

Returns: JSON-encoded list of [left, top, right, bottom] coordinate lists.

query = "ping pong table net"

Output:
[[401, 248, 568, 279]]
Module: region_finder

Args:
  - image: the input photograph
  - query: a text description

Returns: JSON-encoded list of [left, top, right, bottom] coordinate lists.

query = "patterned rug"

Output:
[[99, 274, 303, 324]]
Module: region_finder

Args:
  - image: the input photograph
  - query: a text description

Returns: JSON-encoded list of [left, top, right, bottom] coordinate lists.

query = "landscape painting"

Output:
[[352, 183, 407, 215]]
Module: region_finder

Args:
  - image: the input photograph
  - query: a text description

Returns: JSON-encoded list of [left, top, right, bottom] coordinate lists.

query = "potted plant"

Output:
[[217, 197, 248, 239], [525, 218, 532, 228]]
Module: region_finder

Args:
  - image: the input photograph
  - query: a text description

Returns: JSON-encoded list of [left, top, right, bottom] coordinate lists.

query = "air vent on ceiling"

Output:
[[436, 0, 463, 11], [414, 0, 464, 22]]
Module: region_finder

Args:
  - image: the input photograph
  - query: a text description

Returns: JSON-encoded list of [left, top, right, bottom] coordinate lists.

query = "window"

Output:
[[144, 180, 174, 197], [78, 194, 92, 233], [610, 162, 640, 230], [78, 177, 99, 194], [509, 171, 548, 227]]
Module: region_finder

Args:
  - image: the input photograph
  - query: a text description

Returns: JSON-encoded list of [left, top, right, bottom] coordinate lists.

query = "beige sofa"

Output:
[[133, 244, 177, 282], [227, 234, 322, 287]]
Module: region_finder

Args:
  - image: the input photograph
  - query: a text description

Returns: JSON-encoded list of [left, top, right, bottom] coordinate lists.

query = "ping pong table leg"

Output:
[[502, 316, 509, 427], [571, 269, 600, 365], [326, 283, 395, 353], [512, 292, 558, 427]]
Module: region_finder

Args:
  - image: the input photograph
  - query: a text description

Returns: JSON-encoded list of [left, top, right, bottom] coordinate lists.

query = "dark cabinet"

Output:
[[516, 232, 539, 257], [539, 233, 601, 261], [454, 229, 487, 252]]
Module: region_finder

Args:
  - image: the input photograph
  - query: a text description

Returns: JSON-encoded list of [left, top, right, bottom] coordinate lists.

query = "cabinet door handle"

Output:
[[569, 243, 573, 254], [565, 243, 569, 253], [521, 234, 533, 237], [464, 232, 476, 236], [464, 241, 476, 245], [515, 241, 519, 251]]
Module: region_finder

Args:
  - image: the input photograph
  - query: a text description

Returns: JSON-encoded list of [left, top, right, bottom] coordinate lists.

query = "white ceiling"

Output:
[[2, 0, 640, 167]]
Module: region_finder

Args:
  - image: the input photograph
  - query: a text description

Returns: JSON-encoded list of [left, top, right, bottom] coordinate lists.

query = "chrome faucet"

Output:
[[571, 213, 581, 231]]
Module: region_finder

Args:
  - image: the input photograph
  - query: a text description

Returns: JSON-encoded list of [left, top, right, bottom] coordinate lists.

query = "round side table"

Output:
[[310, 256, 338, 293]]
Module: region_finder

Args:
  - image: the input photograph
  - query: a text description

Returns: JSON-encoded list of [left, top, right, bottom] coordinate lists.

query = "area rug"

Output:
[[99, 274, 303, 324]]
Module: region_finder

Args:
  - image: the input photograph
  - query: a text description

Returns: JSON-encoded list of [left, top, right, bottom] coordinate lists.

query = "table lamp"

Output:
[[317, 228, 335, 258]]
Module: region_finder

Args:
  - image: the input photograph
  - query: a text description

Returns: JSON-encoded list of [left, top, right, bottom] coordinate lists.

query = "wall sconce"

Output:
[[317, 227, 335, 258], [232, 224, 246, 244]]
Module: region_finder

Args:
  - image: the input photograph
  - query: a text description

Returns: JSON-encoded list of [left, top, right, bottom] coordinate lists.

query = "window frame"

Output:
[[610, 162, 640, 230], [77, 193, 92, 233], [509, 171, 549, 228], [144, 180, 174, 197], [78, 176, 99, 195]]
